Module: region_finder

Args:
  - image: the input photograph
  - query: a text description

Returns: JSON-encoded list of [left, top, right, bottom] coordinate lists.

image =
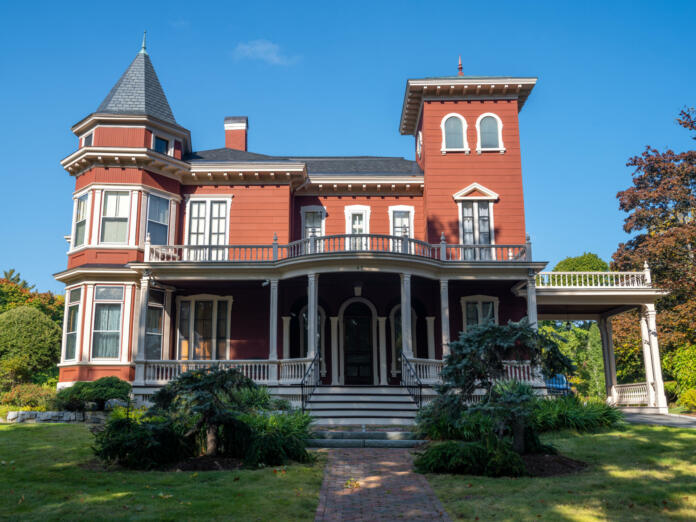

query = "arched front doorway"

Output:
[[340, 299, 377, 385]]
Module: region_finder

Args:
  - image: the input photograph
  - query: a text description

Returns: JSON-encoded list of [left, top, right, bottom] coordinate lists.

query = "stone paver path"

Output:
[[315, 448, 450, 521], [623, 412, 696, 428]]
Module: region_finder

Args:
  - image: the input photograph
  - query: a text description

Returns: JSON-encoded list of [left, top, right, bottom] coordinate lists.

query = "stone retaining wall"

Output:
[[6, 411, 108, 424]]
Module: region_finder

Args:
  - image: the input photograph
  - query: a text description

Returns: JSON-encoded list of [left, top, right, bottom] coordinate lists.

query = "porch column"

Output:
[[281, 316, 291, 359], [644, 304, 668, 411], [162, 289, 174, 360], [598, 316, 618, 402], [426, 316, 436, 360], [133, 272, 150, 386], [639, 310, 657, 407], [268, 279, 279, 383], [378, 317, 388, 385], [526, 269, 538, 330], [330, 316, 339, 385], [307, 273, 318, 358], [400, 273, 413, 358], [440, 279, 450, 357]]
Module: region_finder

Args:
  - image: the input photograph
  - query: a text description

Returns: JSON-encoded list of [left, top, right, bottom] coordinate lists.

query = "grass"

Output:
[[0, 423, 325, 521], [426, 424, 696, 520]]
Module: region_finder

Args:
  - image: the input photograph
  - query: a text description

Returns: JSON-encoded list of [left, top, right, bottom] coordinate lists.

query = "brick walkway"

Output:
[[315, 449, 451, 521]]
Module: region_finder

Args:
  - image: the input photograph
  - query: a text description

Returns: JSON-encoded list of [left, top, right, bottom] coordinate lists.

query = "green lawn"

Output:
[[0, 423, 325, 521], [427, 424, 696, 520]]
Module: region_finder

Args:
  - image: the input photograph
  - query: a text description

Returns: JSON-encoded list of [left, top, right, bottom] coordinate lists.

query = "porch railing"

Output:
[[147, 234, 528, 264], [536, 271, 650, 288], [614, 382, 650, 405], [401, 356, 423, 408], [300, 351, 321, 411]]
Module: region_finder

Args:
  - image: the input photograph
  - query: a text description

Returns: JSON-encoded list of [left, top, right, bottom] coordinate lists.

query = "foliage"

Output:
[[55, 377, 131, 411], [677, 389, 696, 412], [1, 383, 57, 409], [531, 395, 623, 432], [663, 380, 680, 404], [0, 277, 64, 326], [663, 344, 696, 392], [2, 269, 35, 290], [0, 306, 62, 391], [414, 439, 526, 477], [553, 252, 609, 272], [415, 395, 495, 441]]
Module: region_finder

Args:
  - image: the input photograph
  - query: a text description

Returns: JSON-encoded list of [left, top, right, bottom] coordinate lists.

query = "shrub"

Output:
[[531, 396, 623, 432], [1, 383, 56, 409], [235, 411, 314, 467], [0, 306, 61, 390], [664, 381, 680, 404], [413, 439, 526, 477], [56, 377, 131, 411], [678, 389, 696, 412], [270, 397, 292, 411], [93, 416, 193, 470], [666, 345, 696, 392]]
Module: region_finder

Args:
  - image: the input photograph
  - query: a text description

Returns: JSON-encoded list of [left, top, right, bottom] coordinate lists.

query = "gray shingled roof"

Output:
[[96, 51, 176, 124], [184, 148, 423, 176]]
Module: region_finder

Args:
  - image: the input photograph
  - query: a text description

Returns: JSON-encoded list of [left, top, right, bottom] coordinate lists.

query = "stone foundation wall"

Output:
[[6, 411, 108, 424]]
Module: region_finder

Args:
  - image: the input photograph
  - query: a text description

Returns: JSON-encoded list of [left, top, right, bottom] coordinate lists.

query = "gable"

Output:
[[452, 182, 499, 201]]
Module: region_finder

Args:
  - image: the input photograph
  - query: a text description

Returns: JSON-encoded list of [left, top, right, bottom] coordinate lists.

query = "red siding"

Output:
[[59, 365, 134, 382], [75, 168, 180, 194], [94, 127, 149, 148]]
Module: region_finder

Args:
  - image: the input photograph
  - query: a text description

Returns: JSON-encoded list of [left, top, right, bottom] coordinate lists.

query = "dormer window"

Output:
[[154, 136, 169, 155], [476, 113, 505, 153], [440, 114, 469, 153], [83, 133, 93, 147]]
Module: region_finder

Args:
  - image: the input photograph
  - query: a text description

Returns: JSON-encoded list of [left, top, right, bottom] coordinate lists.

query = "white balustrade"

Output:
[[409, 357, 444, 384], [279, 358, 312, 384], [401, 358, 537, 386], [536, 271, 649, 288], [614, 382, 649, 405]]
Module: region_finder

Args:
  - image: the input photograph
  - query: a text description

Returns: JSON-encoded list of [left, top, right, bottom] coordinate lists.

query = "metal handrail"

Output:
[[400, 356, 423, 408], [300, 351, 321, 411]]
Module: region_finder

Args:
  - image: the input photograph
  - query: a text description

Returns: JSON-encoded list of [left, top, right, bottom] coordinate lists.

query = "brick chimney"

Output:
[[224, 116, 248, 151]]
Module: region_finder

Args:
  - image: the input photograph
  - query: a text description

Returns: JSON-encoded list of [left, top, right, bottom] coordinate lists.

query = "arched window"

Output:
[[440, 114, 469, 153], [475, 113, 505, 153]]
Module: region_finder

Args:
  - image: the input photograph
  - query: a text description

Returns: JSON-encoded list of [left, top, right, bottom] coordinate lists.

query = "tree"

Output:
[[2, 269, 35, 291], [0, 306, 62, 390], [0, 277, 64, 326], [553, 253, 609, 272]]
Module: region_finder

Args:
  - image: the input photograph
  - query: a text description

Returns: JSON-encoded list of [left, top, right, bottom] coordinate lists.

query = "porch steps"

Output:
[[306, 385, 419, 427], [308, 430, 425, 448]]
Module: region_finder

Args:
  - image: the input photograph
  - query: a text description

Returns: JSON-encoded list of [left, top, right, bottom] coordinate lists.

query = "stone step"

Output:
[[310, 410, 417, 418], [309, 394, 415, 402], [308, 402, 419, 410], [313, 386, 411, 395], [311, 430, 416, 440], [312, 417, 416, 426], [307, 438, 425, 448]]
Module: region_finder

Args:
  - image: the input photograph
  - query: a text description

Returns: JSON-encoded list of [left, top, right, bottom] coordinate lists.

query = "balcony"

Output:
[[145, 234, 529, 264]]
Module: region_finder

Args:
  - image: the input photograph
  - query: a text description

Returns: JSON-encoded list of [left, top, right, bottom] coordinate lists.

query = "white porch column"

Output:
[[400, 274, 413, 358], [526, 269, 538, 330], [639, 311, 657, 407], [307, 273, 318, 358], [440, 279, 450, 357], [644, 304, 668, 411], [281, 316, 291, 360], [133, 272, 150, 386], [162, 289, 173, 360], [598, 316, 618, 402], [426, 316, 436, 360], [330, 316, 339, 385], [378, 317, 388, 385], [268, 279, 279, 383]]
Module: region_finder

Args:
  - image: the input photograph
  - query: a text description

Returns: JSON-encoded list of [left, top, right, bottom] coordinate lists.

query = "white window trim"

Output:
[[388, 205, 415, 238], [460, 295, 500, 332], [151, 131, 176, 156], [70, 192, 92, 251], [98, 190, 132, 246], [144, 289, 166, 361], [344, 205, 371, 234], [454, 184, 497, 250], [301, 205, 326, 238], [175, 295, 234, 361], [183, 195, 233, 246], [389, 304, 417, 376], [144, 193, 173, 246], [475, 112, 505, 154], [440, 113, 470, 154], [61, 285, 83, 363], [416, 130, 423, 159], [81, 131, 94, 148], [90, 284, 126, 361]]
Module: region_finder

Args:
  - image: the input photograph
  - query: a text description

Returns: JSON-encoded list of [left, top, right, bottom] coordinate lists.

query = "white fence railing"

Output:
[[536, 271, 650, 288], [147, 234, 529, 264], [614, 382, 649, 405], [404, 358, 538, 386]]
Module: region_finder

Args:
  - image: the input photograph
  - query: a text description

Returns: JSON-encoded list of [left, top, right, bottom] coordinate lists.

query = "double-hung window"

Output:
[[302, 206, 325, 254], [64, 287, 81, 361], [100, 191, 130, 244], [186, 199, 229, 261], [461, 296, 499, 331], [92, 286, 123, 359], [73, 194, 89, 248], [147, 194, 170, 245], [177, 296, 232, 361], [345, 205, 370, 250], [145, 289, 165, 360], [460, 201, 493, 260], [389, 206, 414, 253]]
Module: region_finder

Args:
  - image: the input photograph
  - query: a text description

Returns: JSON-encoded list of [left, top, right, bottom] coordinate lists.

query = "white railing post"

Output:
[[440, 233, 447, 260], [525, 234, 533, 261], [643, 261, 652, 286], [144, 233, 151, 261], [272, 233, 278, 260]]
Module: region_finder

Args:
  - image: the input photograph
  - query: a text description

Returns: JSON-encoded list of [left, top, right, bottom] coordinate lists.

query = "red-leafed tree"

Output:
[[611, 108, 696, 384]]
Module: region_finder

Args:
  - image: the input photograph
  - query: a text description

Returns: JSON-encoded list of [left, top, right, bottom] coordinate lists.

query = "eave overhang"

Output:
[[399, 77, 537, 136], [187, 161, 307, 187], [296, 174, 425, 196]]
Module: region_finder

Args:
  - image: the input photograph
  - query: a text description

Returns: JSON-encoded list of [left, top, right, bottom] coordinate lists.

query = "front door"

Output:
[[343, 302, 373, 384]]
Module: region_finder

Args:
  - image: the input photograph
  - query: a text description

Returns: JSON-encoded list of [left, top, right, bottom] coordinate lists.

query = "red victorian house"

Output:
[[55, 41, 669, 424]]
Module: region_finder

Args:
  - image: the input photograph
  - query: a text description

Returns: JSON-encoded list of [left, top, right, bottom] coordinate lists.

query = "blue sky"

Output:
[[1, 1, 694, 293]]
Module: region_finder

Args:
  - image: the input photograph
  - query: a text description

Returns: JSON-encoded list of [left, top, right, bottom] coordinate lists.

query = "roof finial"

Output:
[[457, 55, 463, 76], [139, 31, 148, 55]]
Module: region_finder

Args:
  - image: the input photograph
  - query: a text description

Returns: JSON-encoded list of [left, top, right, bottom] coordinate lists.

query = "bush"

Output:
[[235, 411, 314, 467], [666, 345, 696, 392], [56, 377, 131, 411], [1, 383, 56, 409], [678, 389, 696, 412], [414, 439, 526, 477], [531, 396, 623, 432], [664, 381, 680, 404], [93, 416, 193, 470], [0, 306, 61, 390]]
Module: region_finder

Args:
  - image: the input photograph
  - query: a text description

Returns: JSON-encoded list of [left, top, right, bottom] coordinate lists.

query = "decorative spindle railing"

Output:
[[536, 271, 649, 288], [614, 382, 650, 405], [401, 356, 423, 408]]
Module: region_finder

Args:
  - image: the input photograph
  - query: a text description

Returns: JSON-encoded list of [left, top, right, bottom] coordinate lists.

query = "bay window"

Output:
[[177, 296, 232, 361], [147, 194, 170, 245], [92, 285, 123, 359], [64, 287, 81, 361], [145, 289, 165, 360], [100, 191, 130, 244], [73, 194, 88, 248]]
